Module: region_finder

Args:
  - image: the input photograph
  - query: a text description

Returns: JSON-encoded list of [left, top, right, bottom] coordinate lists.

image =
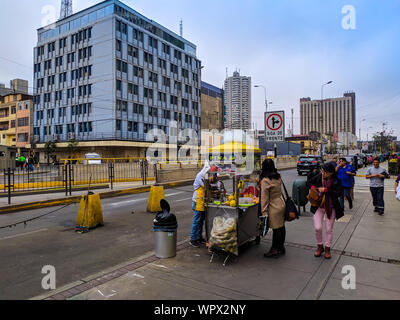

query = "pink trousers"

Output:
[[313, 208, 336, 248]]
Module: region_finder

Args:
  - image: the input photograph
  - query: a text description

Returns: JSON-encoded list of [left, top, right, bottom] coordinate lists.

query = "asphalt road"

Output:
[[0, 168, 304, 300]]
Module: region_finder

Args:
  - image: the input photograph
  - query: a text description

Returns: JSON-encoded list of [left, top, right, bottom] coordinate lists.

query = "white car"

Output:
[[84, 153, 102, 165]]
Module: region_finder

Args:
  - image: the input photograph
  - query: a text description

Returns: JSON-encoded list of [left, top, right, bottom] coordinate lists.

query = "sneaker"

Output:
[[189, 240, 200, 248], [374, 208, 379, 213], [198, 238, 207, 244], [378, 211, 384, 216], [349, 202, 353, 210]]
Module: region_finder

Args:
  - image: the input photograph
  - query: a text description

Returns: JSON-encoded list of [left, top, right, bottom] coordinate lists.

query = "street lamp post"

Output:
[[319, 81, 333, 157], [254, 85, 268, 113], [359, 118, 366, 142]]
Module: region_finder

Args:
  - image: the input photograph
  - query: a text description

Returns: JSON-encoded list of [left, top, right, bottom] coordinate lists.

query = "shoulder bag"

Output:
[[282, 179, 300, 222]]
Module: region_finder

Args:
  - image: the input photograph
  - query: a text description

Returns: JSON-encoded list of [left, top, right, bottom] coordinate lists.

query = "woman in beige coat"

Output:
[[260, 159, 286, 258]]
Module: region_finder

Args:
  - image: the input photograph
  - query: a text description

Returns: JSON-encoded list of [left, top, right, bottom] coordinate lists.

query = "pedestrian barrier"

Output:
[[75, 193, 104, 232], [147, 186, 165, 213]]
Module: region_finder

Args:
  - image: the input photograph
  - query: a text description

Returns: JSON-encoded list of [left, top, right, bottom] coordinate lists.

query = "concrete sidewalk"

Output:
[[35, 172, 400, 300]]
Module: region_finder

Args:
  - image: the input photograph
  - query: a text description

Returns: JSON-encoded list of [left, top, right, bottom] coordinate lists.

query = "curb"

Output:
[[0, 179, 196, 214]]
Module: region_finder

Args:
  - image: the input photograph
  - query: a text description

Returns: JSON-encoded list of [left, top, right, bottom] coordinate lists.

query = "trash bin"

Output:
[[292, 179, 308, 207], [153, 199, 178, 259], [153, 225, 177, 259]]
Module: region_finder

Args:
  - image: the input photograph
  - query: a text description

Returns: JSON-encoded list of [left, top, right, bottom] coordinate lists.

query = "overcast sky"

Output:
[[1, 0, 399, 140]]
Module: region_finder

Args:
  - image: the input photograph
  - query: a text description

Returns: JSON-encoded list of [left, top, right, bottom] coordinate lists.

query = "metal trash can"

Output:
[[154, 228, 177, 259], [153, 199, 178, 259], [292, 179, 308, 207]]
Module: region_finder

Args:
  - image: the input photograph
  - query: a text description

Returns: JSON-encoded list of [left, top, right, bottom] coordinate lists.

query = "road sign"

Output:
[[264, 111, 285, 142]]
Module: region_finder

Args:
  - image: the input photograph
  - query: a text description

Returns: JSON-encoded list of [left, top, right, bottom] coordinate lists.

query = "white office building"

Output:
[[33, 0, 202, 144]]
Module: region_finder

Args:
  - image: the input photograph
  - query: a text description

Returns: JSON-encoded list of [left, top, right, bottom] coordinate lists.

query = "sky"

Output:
[[0, 0, 399, 140]]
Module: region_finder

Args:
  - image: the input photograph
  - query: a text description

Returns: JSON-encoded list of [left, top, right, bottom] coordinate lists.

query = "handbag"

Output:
[[307, 188, 326, 208], [306, 175, 326, 208], [282, 179, 299, 222]]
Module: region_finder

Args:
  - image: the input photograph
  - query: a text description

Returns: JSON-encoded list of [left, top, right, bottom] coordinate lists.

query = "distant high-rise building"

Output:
[[300, 92, 356, 136], [224, 71, 251, 130]]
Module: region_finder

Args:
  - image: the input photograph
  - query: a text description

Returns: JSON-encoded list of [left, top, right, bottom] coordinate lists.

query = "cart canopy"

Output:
[[208, 142, 261, 154]]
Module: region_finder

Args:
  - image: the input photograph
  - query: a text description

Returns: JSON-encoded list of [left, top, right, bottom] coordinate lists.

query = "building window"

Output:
[[116, 80, 122, 92], [133, 29, 143, 42], [128, 45, 138, 58], [162, 43, 170, 55], [158, 58, 166, 70], [116, 40, 121, 52], [116, 120, 121, 131]]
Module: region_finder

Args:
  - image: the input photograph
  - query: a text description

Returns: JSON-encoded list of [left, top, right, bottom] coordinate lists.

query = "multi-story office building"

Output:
[[201, 81, 224, 131], [224, 71, 251, 130], [33, 0, 202, 157], [300, 92, 356, 136], [0, 93, 33, 150], [0, 79, 29, 96]]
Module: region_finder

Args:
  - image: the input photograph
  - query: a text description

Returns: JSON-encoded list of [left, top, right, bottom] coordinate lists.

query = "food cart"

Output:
[[205, 142, 262, 266]]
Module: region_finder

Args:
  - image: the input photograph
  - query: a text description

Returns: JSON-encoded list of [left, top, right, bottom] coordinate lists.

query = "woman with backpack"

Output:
[[308, 162, 344, 259], [260, 159, 286, 258]]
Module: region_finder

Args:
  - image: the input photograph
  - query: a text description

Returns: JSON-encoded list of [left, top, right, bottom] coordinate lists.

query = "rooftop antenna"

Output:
[[180, 19, 183, 37], [60, 0, 73, 20]]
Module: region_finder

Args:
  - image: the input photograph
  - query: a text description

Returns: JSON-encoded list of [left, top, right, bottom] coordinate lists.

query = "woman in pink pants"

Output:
[[307, 163, 344, 259]]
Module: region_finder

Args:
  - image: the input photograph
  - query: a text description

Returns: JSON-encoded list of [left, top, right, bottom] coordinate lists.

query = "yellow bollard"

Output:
[[76, 193, 104, 231], [147, 186, 165, 213]]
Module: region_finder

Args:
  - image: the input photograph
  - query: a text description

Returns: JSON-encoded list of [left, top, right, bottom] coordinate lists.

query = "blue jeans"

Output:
[[190, 201, 205, 241], [370, 187, 384, 212], [339, 187, 352, 209]]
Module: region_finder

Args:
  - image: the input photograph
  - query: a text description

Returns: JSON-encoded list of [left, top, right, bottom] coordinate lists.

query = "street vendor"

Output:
[[190, 162, 211, 248], [209, 166, 226, 200]]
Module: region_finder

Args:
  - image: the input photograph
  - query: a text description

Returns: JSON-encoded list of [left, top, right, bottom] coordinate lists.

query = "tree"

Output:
[[44, 140, 57, 165], [372, 130, 394, 154], [67, 139, 79, 159]]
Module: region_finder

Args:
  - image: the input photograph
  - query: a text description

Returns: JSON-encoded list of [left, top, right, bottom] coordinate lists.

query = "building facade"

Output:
[[0, 93, 33, 149], [33, 0, 202, 156], [224, 71, 251, 130], [201, 81, 224, 131], [300, 92, 356, 136], [0, 79, 29, 96]]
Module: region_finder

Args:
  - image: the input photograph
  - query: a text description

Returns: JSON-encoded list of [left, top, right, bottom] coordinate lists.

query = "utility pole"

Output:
[[176, 82, 181, 160], [291, 108, 294, 137]]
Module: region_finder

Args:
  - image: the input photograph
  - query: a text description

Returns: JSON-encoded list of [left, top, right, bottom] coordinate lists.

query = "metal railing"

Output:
[[1, 160, 156, 203]]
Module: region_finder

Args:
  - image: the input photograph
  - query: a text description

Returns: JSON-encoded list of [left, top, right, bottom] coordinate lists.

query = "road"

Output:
[[0, 168, 306, 300]]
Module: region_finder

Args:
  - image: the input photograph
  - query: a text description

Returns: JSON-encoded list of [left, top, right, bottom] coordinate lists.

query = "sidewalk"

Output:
[[36, 167, 400, 300]]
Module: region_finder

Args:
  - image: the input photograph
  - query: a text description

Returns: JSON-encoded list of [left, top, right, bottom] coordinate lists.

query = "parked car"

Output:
[[297, 155, 324, 176], [84, 153, 102, 165]]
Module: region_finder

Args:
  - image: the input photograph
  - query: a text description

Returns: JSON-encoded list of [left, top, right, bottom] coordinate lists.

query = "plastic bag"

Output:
[[396, 185, 400, 201], [153, 199, 177, 226], [209, 216, 238, 255]]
